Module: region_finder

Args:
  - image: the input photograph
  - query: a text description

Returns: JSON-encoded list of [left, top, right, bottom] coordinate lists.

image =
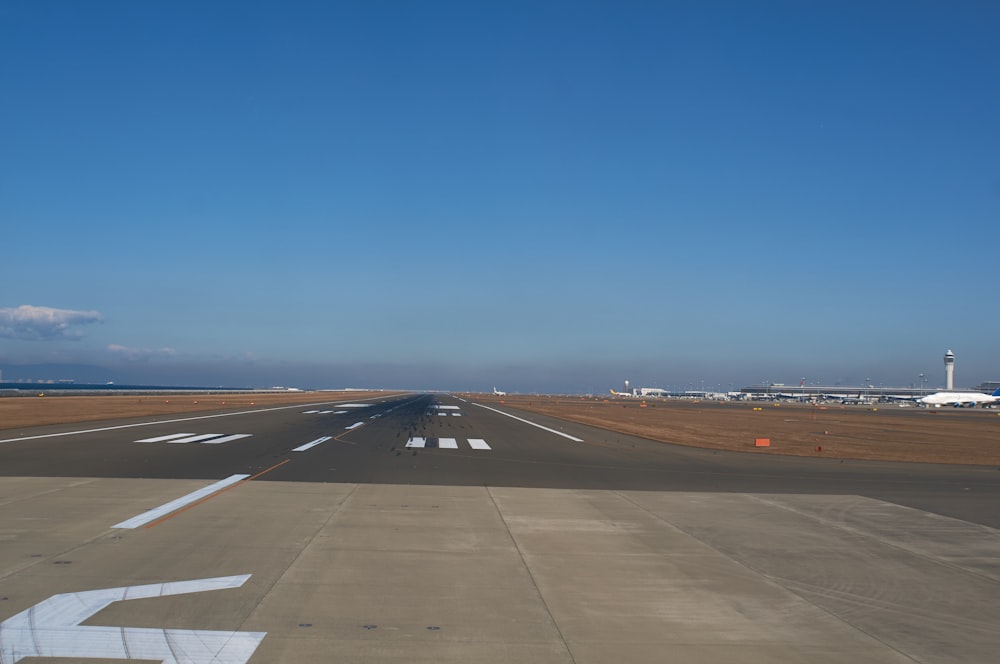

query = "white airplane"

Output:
[[609, 388, 635, 397], [493, 387, 506, 396], [918, 388, 1000, 407]]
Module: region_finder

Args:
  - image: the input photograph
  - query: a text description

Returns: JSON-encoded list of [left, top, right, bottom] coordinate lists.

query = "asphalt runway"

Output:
[[1, 393, 998, 663]]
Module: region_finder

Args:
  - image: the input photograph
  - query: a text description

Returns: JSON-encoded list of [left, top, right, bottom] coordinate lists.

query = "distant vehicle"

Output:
[[918, 388, 1000, 408], [493, 387, 506, 396]]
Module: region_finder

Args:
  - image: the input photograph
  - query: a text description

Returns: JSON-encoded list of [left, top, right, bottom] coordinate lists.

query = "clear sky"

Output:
[[2, 1, 998, 393]]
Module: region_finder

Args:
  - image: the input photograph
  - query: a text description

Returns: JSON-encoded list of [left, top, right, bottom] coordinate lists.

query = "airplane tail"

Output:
[[993, 387, 1000, 397]]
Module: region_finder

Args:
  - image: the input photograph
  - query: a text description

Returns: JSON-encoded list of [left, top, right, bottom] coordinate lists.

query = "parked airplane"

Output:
[[493, 387, 506, 396], [918, 388, 1000, 407], [609, 389, 635, 397]]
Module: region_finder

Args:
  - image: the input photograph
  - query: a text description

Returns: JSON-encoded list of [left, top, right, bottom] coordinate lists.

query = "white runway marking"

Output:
[[168, 433, 226, 443], [338, 404, 372, 408], [112, 474, 249, 528], [333, 410, 348, 414], [134, 432, 251, 444], [472, 402, 584, 442], [200, 433, 253, 444], [302, 410, 320, 414], [135, 433, 195, 443], [293, 436, 332, 452], [452, 413, 462, 416], [430, 405, 460, 410], [0, 575, 265, 663], [345, 422, 365, 430], [405, 437, 490, 450]]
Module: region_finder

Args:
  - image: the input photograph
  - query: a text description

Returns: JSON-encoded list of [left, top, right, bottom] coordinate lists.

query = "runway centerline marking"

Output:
[[472, 402, 584, 442], [293, 436, 332, 452]]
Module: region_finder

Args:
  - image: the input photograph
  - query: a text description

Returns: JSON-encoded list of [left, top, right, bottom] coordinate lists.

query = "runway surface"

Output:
[[1, 393, 998, 662]]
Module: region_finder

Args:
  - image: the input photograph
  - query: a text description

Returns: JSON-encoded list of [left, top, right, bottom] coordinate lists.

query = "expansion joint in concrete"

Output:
[[485, 485, 578, 664]]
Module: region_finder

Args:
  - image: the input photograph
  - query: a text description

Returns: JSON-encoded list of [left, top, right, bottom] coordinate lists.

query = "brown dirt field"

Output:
[[0, 391, 397, 431], [465, 394, 1000, 466]]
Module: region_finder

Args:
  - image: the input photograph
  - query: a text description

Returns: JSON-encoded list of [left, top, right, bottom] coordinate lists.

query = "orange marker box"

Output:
[[754, 438, 771, 447]]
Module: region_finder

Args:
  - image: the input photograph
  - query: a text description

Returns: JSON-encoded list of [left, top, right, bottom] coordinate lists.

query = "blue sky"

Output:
[[1, 1, 998, 392]]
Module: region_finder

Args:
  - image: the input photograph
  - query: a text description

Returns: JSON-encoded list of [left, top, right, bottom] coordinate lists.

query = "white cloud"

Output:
[[107, 344, 178, 361], [0, 305, 104, 340]]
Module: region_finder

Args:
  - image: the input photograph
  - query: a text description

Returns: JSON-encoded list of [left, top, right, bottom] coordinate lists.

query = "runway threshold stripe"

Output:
[[169, 433, 225, 443], [112, 474, 250, 529], [293, 436, 332, 452], [201, 434, 253, 444], [468, 438, 491, 450], [472, 403, 584, 442], [135, 433, 195, 443], [405, 437, 426, 448], [438, 438, 458, 449]]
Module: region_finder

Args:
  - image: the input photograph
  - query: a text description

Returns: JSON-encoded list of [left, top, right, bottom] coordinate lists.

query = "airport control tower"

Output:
[[944, 350, 955, 390]]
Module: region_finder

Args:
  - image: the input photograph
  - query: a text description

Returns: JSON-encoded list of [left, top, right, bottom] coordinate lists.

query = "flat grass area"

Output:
[[0, 391, 394, 431], [468, 394, 1000, 466]]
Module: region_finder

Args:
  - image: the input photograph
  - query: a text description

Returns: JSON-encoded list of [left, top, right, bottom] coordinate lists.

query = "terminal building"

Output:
[[739, 350, 996, 401], [738, 384, 933, 401]]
